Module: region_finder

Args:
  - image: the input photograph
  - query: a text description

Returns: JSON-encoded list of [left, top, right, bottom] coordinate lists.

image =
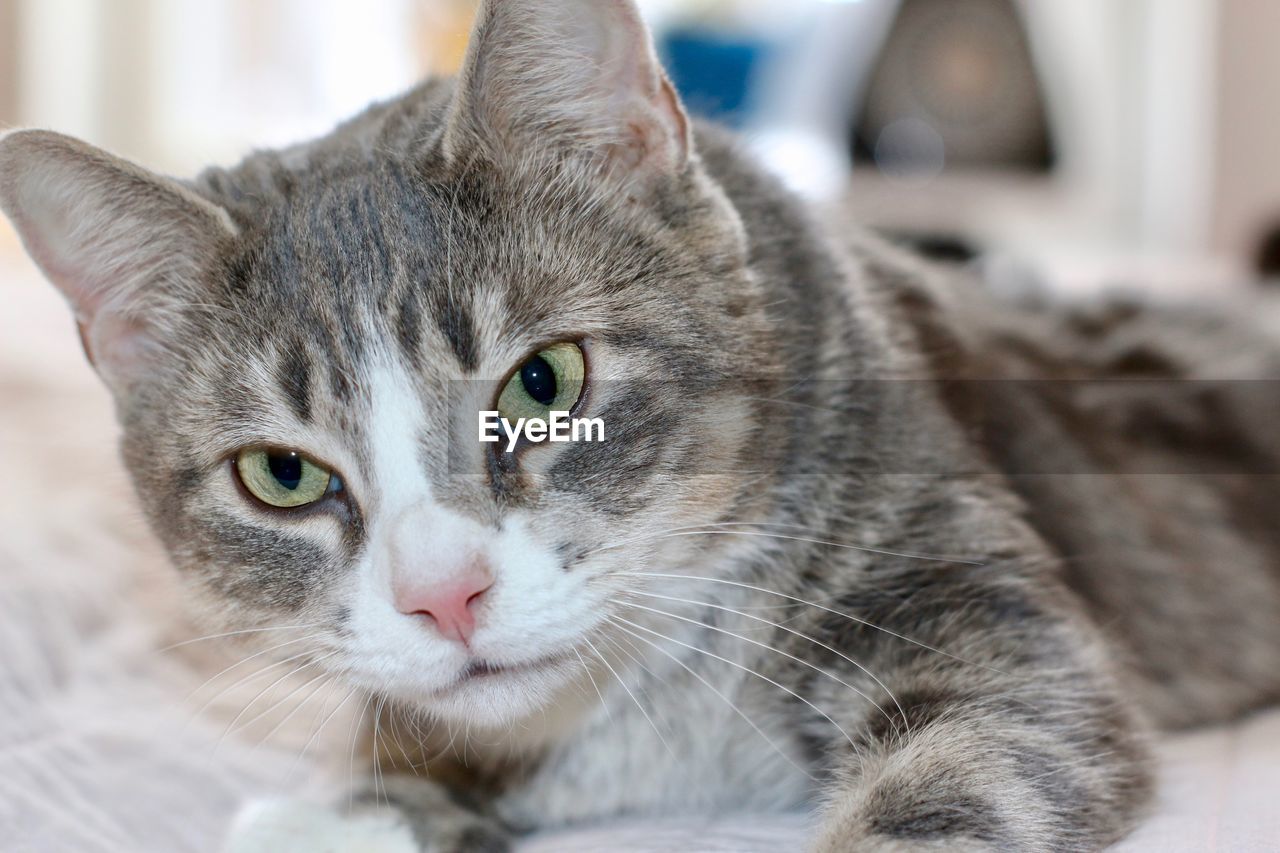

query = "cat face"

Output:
[[152, 163, 763, 725], [0, 0, 776, 726]]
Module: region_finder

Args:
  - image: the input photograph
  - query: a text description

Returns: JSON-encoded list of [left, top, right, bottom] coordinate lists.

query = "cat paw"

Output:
[[223, 798, 419, 853]]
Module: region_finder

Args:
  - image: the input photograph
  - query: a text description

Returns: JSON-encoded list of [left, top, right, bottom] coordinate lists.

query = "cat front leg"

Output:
[[224, 775, 509, 853], [803, 571, 1152, 851], [350, 774, 510, 853], [224, 797, 418, 853]]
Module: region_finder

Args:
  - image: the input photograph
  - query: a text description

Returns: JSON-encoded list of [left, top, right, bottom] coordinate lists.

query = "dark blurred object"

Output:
[[1256, 223, 1280, 280], [882, 230, 981, 264], [660, 29, 771, 128], [854, 0, 1054, 177]]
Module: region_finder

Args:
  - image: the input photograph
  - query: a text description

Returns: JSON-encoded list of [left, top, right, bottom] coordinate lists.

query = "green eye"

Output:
[[497, 342, 586, 423], [235, 448, 336, 508]]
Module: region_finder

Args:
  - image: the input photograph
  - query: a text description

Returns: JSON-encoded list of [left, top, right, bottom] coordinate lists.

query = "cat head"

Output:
[[0, 0, 782, 726]]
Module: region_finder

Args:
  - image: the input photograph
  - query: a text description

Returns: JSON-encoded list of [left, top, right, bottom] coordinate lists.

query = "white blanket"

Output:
[[2, 256, 1277, 852]]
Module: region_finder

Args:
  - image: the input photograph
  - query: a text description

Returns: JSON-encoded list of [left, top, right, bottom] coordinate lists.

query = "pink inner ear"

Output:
[[14, 207, 154, 380], [654, 74, 691, 166], [605, 76, 689, 178], [594, 4, 690, 176], [30, 235, 161, 384], [447, 0, 692, 181], [76, 321, 97, 368], [12, 193, 154, 380], [12, 204, 110, 325], [87, 309, 163, 387]]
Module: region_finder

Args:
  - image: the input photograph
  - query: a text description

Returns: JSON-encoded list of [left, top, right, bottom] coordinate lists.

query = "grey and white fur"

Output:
[[2, 2, 1280, 850]]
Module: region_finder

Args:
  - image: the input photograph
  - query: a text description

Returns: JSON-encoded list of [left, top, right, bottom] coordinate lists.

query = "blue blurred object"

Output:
[[659, 29, 772, 128]]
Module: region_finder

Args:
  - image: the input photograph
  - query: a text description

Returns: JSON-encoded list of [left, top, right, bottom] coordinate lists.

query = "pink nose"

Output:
[[394, 562, 493, 646]]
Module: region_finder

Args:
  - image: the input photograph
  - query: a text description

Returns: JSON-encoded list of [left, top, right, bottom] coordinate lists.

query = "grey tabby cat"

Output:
[[3, 1, 1279, 850]]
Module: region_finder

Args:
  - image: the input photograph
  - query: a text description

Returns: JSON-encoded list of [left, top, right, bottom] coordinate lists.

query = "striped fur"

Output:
[[2, 2, 1280, 850]]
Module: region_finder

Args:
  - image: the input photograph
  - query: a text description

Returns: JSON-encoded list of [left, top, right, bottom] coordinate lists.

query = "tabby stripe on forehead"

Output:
[[277, 346, 313, 422], [434, 295, 479, 371]]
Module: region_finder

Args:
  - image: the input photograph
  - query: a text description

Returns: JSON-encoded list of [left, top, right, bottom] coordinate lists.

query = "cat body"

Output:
[[2, 2, 1279, 850]]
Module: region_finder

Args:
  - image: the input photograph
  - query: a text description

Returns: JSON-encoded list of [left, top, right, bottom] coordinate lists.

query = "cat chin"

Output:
[[388, 653, 576, 727]]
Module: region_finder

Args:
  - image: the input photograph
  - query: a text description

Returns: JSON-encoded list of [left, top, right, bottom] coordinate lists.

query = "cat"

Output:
[[3, 1, 1280, 850]]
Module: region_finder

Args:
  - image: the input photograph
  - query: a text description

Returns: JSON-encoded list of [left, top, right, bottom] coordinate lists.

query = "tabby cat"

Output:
[[3, 1, 1279, 850]]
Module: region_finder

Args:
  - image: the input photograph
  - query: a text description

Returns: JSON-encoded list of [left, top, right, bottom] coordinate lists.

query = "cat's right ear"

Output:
[[0, 130, 236, 393], [442, 0, 691, 192]]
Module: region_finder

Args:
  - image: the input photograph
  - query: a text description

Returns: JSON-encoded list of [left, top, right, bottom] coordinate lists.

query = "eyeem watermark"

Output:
[[479, 411, 605, 452]]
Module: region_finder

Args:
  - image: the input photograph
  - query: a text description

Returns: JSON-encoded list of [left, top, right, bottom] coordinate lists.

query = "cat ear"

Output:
[[443, 0, 691, 185], [0, 130, 236, 392]]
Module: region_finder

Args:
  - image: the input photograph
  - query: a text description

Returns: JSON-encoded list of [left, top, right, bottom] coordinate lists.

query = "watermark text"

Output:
[[479, 411, 605, 452]]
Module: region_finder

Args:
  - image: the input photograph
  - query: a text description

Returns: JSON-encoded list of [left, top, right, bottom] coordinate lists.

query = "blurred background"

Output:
[[3, 0, 1280, 293]]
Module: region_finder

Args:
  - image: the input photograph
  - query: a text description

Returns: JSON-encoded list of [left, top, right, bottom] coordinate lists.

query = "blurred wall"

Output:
[[1213, 0, 1280, 262], [5, 0, 472, 173], [1, 0, 1279, 283], [13, 0, 118, 151], [0, 1, 15, 126]]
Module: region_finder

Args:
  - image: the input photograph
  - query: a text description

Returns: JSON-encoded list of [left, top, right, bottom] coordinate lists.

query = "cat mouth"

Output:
[[413, 651, 574, 701], [457, 652, 567, 683], [463, 660, 511, 679]]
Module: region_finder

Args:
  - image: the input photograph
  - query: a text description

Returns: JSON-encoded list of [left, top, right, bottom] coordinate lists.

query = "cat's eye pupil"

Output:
[[267, 451, 304, 491], [520, 354, 557, 406]]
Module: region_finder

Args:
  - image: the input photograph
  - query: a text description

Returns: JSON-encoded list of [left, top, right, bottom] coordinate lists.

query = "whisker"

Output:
[[251, 669, 337, 752], [620, 592, 906, 736], [600, 630, 671, 695], [392, 702, 442, 772], [290, 678, 342, 769], [155, 622, 324, 653], [627, 589, 901, 696], [216, 650, 331, 750], [188, 642, 329, 735], [384, 701, 424, 775], [618, 571, 1009, 675], [408, 708, 444, 768], [348, 692, 375, 811], [739, 395, 846, 415], [613, 615, 859, 751], [611, 619, 817, 783], [573, 647, 613, 723], [562, 652, 599, 707], [635, 529, 985, 566], [582, 520, 984, 568], [372, 694, 388, 806], [289, 684, 359, 782], [184, 632, 328, 708], [442, 719, 462, 765], [228, 651, 341, 740], [583, 635, 674, 758]]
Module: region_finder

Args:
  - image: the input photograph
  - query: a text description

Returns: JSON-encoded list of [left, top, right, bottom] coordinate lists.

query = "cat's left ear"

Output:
[[0, 130, 236, 394], [443, 0, 691, 187]]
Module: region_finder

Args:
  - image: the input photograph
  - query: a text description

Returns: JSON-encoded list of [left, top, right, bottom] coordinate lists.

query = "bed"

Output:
[[2, 254, 1277, 852]]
